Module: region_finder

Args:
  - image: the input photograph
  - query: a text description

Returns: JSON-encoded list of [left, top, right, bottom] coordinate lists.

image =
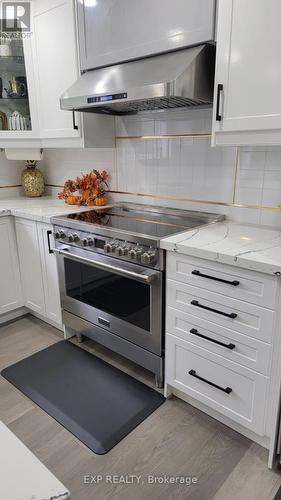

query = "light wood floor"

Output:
[[1, 315, 281, 500]]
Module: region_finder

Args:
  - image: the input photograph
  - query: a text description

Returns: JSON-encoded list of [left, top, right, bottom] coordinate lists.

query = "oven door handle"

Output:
[[53, 247, 158, 284]]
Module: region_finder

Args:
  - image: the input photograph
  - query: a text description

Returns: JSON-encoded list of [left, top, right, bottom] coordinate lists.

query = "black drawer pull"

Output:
[[191, 300, 237, 319], [190, 328, 235, 350], [189, 369, 232, 394], [192, 270, 240, 287], [216, 83, 223, 121]]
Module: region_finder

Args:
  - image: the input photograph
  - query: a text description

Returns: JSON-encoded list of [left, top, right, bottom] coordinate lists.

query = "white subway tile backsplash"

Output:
[[0, 152, 22, 190], [41, 148, 117, 190], [115, 115, 155, 137], [235, 187, 263, 206], [261, 188, 281, 207], [265, 151, 281, 170], [236, 168, 264, 190], [239, 151, 266, 170], [3, 110, 281, 228], [154, 108, 212, 135], [263, 170, 281, 190]]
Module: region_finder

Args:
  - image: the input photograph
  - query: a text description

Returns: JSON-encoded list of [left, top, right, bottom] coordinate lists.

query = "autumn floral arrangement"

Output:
[[58, 169, 109, 206]]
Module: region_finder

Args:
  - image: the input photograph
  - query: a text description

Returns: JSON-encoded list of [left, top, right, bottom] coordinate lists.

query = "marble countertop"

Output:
[[1, 198, 281, 275], [0, 421, 69, 500], [161, 221, 281, 276], [0, 196, 112, 223]]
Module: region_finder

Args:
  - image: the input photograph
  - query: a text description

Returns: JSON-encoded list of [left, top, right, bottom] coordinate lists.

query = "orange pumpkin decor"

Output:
[[66, 195, 79, 205], [58, 169, 109, 206], [94, 196, 107, 206]]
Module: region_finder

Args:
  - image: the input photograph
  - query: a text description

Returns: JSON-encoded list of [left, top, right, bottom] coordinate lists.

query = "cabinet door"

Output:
[[37, 223, 62, 326], [33, 0, 80, 139], [0, 217, 23, 313], [77, 0, 215, 71], [15, 218, 45, 314], [213, 0, 281, 136], [0, 34, 40, 145]]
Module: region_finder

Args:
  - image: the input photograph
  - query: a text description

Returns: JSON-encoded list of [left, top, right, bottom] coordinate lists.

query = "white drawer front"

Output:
[[166, 306, 271, 375], [167, 253, 277, 309], [166, 334, 268, 435], [167, 280, 275, 343]]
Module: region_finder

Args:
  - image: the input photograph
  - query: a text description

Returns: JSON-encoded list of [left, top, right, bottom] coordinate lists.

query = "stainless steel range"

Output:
[[51, 203, 224, 387]]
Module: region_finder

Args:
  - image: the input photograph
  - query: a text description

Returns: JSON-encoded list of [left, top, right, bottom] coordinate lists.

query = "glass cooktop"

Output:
[[64, 205, 223, 239]]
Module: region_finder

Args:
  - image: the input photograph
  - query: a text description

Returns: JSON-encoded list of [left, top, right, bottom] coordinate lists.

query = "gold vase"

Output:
[[22, 160, 44, 197]]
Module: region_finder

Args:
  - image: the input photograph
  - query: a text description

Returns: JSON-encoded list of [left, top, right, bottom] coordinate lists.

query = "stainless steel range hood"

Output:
[[60, 44, 215, 116]]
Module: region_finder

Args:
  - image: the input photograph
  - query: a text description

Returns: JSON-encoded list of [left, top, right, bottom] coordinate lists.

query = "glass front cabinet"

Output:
[[0, 32, 39, 145]]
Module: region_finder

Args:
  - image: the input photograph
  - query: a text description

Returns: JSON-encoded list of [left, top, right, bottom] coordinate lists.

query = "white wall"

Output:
[[2, 108, 281, 227], [0, 151, 22, 198]]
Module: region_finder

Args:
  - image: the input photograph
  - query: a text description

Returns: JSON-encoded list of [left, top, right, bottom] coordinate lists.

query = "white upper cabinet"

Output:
[[32, 0, 115, 148], [212, 0, 281, 146], [0, 34, 40, 148], [77, 0, 215, 71], [33, 0, 80, 140]]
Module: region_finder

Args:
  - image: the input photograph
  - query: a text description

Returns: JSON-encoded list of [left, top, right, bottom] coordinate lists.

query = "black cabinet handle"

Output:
[[47, 230, 54, 254], [192, 270, 240, 287], [191, 300, 237, 319], [190, 328, 235, 350], [189, 369, 232, 394], [216, 83, 223, 121], [72, 110, 78, 130]]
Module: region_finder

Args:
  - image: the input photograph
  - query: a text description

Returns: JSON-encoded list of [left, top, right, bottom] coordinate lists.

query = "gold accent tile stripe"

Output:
[[109, 190, 281, 212], [116, 133, 212, 140], [232, 148, 240, 204], [44, 186, 281, 212]]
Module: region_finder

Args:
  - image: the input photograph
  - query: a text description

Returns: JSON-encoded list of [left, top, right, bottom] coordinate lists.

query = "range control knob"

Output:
[[141, 252, 149, 264], [129, 246, 142, 259], [135, 249, 143, 259], [121, 245, 130, 256], [59, 230, 66, 239], [110, 241, 120, 253], [115, 244, 128, 256], [104, 243, 113, 253], [115, 246, 123, 256], [147, 251, 156, 264], [82, 237, 94, 247], [54, 231, 60, 240], [68, 233, 79, 243], [128, 248, 137, 259]]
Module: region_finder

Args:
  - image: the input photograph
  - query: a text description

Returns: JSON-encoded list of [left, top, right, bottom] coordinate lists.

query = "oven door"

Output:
[[54, 245, 163, 355]]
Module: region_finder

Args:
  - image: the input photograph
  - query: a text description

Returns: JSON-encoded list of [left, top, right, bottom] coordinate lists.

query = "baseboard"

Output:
[[0, 307, 27, 325], [0, 306, 63, 333], [168, 385, 270, 450], [29, 311, 63, 332]]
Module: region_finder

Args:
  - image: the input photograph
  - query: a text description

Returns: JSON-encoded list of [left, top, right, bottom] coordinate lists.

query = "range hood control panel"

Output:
[[87, 93, 127, 104]]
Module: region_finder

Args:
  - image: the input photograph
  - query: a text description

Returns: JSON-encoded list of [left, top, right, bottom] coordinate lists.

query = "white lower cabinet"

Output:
[[37, 223, 62, 325], [165, 251, 279, 444], [166, 334, 268, 436], [15, 218, 62, 327], [0, 217, 23, 314]]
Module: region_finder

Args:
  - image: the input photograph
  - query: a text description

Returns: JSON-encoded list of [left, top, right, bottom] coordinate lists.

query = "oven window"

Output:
[[64, 259, 150, 331]]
